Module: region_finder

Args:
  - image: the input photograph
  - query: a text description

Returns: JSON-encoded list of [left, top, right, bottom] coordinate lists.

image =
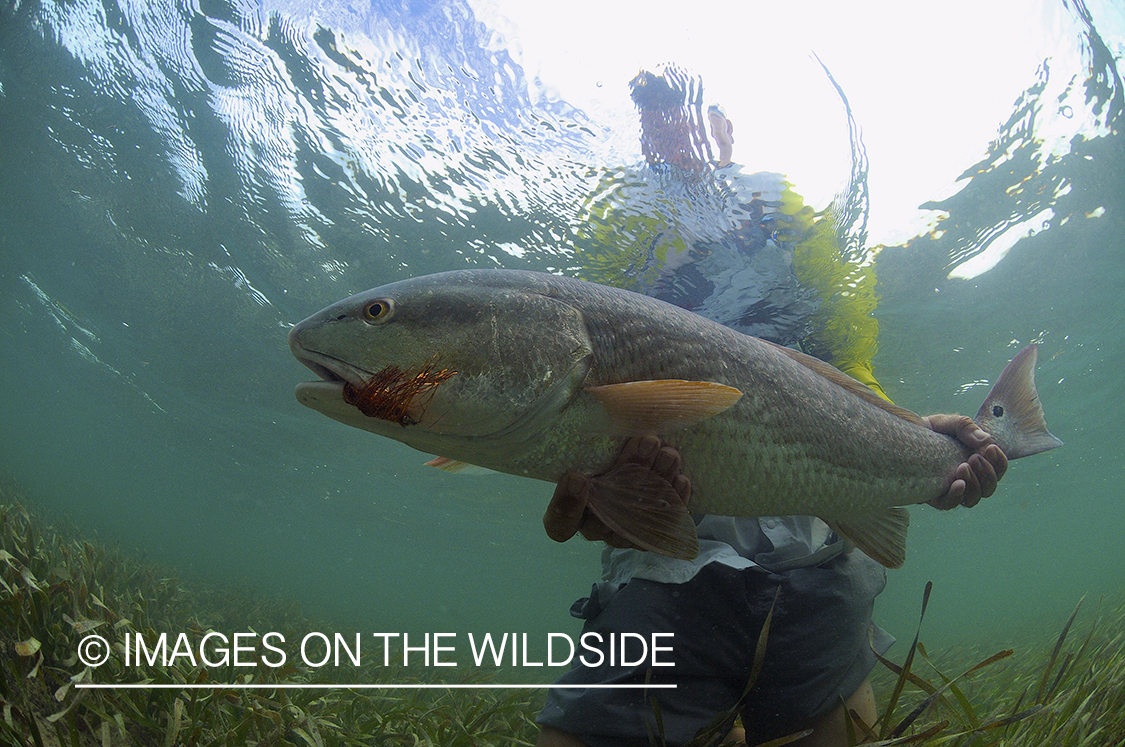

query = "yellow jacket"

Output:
[[574, 168, 890, 401]]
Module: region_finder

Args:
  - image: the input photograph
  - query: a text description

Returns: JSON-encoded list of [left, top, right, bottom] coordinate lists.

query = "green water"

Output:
[[0, 0, 1122, 684]]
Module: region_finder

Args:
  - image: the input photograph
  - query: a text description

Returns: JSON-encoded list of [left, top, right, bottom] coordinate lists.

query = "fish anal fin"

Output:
[[585, 380, 742, 435], [826, 507, 910, 569], [763, 341, 927, 427], [585, 462, 700, 560]]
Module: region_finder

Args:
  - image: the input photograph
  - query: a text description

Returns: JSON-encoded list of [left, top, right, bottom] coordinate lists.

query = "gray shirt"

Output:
[[601, 516, 849, 586]]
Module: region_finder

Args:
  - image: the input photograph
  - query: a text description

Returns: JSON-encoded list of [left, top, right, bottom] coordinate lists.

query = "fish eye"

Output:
[[362, 298, 394, 323]]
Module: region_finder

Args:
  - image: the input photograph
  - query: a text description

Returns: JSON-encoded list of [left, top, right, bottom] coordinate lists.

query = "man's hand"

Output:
[[543, 435, 691, 547], [924, 414, 1009, 510]]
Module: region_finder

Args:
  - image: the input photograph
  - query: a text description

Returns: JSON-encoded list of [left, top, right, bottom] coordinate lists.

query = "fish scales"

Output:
[[554, 277, 960, 515], [290, 269, 1062, 567]]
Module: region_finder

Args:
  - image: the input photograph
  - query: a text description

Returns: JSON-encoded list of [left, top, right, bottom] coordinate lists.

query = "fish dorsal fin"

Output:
[[585, 380, 743, 435], [826, 507, 911, 569], [585, 462, 700, 560], [763, 341, 927, 427]]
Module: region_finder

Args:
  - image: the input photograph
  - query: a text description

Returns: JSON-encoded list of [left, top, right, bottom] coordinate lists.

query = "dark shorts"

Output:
[[536, 550, 894, 747]]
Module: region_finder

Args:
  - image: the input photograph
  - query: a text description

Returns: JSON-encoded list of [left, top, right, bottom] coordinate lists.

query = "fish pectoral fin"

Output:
[[826, 507, 910, 569], [423, 456, 495, 475], [585, 462, 700, 560], [585, 380, 742, 435]]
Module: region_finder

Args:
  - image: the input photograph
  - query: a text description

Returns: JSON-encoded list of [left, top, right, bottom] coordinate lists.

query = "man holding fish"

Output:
[[530, 68, 1013, 747], [289, 67, 1055, 746]]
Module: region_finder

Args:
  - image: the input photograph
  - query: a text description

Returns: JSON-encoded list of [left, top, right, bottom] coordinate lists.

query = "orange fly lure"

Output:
[[342, 360, 457, 426]]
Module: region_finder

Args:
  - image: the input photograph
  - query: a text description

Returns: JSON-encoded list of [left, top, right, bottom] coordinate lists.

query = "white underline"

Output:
[[76, 683, 676, 690]]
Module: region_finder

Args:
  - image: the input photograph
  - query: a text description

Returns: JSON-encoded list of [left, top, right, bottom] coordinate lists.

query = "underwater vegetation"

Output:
[[0, 483, 541, 746], [1, 480, 1123, 747]]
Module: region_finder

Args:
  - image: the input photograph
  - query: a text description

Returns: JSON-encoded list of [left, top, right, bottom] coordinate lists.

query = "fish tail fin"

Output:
[[974, 344, 1063, 460]]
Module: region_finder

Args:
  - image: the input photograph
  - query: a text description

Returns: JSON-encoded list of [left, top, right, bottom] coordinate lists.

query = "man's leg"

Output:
[[536, 725, 587, 746], [539, 677, 874, 747], [740, 677, 876, 747], [797, 677, 876, 747]]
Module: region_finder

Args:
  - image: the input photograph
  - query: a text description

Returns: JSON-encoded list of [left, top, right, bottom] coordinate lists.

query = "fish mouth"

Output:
[[288, 325, 370, 387], [297, 353, 362, 386]]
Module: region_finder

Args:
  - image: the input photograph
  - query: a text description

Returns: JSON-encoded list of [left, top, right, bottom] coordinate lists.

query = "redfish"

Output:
[[289, 270, 1061, 567]]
